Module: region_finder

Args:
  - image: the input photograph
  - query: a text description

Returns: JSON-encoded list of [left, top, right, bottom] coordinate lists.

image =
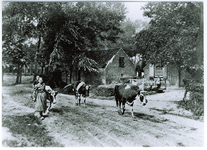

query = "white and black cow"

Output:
[[115, 84, 148, 118], [72, 81, 90, 106], [45, 86, 58, 114]]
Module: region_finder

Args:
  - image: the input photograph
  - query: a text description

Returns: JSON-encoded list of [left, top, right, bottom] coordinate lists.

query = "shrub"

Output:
[[189, 82, 204, 116], [189, 82, 204, 100], [177, 80, 204, 117]]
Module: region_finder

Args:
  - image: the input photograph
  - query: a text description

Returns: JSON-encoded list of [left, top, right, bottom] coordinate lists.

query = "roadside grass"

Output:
[[176, 82, 204, 120], [2, 83, 35, 109], [10, 89, 32, 96], [175, 100, 204, 120], [2, 114, 63, 147], [2, 74, 33, 86], [2, 75, 63, 147]]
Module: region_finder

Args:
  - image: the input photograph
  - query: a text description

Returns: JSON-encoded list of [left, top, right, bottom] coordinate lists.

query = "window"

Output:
[[155, 65, 163, 77], [119, 57, 125, 68]]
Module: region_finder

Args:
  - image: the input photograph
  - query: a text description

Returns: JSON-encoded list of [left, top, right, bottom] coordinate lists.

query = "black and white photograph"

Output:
[[1, 0, 205, 147]]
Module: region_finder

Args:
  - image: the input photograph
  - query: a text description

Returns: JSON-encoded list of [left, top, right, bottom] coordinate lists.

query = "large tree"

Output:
[[2, 2, 127, 85], [45, 2, 127, 83], [136, 2, 203, 86], [2, 2, 37, 83]]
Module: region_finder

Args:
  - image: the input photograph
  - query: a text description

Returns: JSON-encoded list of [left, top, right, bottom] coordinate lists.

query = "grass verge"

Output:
[[2, 114, 63, 147], [175, 100, 204, 120]]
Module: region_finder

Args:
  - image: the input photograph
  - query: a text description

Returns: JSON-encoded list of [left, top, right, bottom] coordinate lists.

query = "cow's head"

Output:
[[136, 92, 148, 106], [75, 83, 90, 97], [84, 84, 90, 97], [50, 91, 58, 104]]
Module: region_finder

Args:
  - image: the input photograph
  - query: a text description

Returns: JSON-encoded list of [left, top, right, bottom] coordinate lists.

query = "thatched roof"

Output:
[[84, 48, 136, 68]]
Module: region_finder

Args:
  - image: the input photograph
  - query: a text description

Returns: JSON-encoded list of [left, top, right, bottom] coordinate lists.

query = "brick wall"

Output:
[[105, 49, 136, 84]]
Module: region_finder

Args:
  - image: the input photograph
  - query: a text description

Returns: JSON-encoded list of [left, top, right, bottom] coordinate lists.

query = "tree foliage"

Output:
[[101, 18, 149, 53], [2, 2, 128, 84], [135, 2, 203, 82], [2, 2, 38, 83], [43, 2, 127, 81]]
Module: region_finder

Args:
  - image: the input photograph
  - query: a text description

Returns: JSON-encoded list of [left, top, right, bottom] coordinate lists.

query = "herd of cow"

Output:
[[48, 81, 148, 118]]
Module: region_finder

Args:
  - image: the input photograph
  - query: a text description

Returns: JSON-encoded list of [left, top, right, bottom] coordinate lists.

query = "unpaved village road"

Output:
[[2, 84, 204, 147]]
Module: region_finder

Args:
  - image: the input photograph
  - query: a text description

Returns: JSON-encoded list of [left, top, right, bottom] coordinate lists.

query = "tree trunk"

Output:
[[164, 79, 167, 90], [16, 73, 19, 84], [66, 71, 68, 84], [178, 66, 181, 87], [35, 35, 42, 74], [76, 69, 78, 81], [69, 66, 73, 83], [16, 64, 22, 84], [34, 57, 38, 75], [16, 65, 20, 84], [78, 70, 81, 81], [19, 67, 22, 83], [45, 65, 48, 75], [30, 63, 32, 75], [41, 66, 44, 74]]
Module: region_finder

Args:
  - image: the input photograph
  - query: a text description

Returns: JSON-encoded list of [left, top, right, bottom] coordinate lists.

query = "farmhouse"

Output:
[[143, 63, 191, 87], [81, 48, 136, 85]]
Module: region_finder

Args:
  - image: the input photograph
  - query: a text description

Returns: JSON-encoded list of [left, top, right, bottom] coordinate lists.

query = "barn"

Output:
[[81, 48, 136, 85]]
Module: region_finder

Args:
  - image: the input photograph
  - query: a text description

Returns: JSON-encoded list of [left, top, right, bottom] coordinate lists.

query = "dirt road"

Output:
[[2, 84, 204, 147]]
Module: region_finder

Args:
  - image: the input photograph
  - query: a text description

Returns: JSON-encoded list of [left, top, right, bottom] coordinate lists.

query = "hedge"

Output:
[[189, 82, 204, 116], [177, 81, 204, 117], [94, 86, 115, 97]]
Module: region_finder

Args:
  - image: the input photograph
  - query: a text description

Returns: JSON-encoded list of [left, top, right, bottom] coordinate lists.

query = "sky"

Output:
[[124, 2, 150, 22]]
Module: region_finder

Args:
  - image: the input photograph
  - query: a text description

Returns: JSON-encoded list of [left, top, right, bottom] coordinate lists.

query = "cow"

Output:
[[44, 86, 58, 115], [114, 84, 148, 118], [72, 81, 90, 107]]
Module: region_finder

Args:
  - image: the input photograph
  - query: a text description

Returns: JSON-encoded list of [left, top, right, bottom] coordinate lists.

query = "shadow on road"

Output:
[[123, 112, 169, 123], [49, 108, 64, 115]]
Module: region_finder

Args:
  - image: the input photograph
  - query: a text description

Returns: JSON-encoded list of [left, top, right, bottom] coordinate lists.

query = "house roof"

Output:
[[84, 48, 136, 68], [85, 49, 118, 68]]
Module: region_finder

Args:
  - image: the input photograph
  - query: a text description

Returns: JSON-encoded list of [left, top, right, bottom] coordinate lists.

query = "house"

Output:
[[143, 63, 191, 87], [81, 48, 136, 85]]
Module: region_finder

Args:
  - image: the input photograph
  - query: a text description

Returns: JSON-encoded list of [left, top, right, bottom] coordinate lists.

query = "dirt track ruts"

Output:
[[2, 85, 204, 147], [43, 92, 204, 147]]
